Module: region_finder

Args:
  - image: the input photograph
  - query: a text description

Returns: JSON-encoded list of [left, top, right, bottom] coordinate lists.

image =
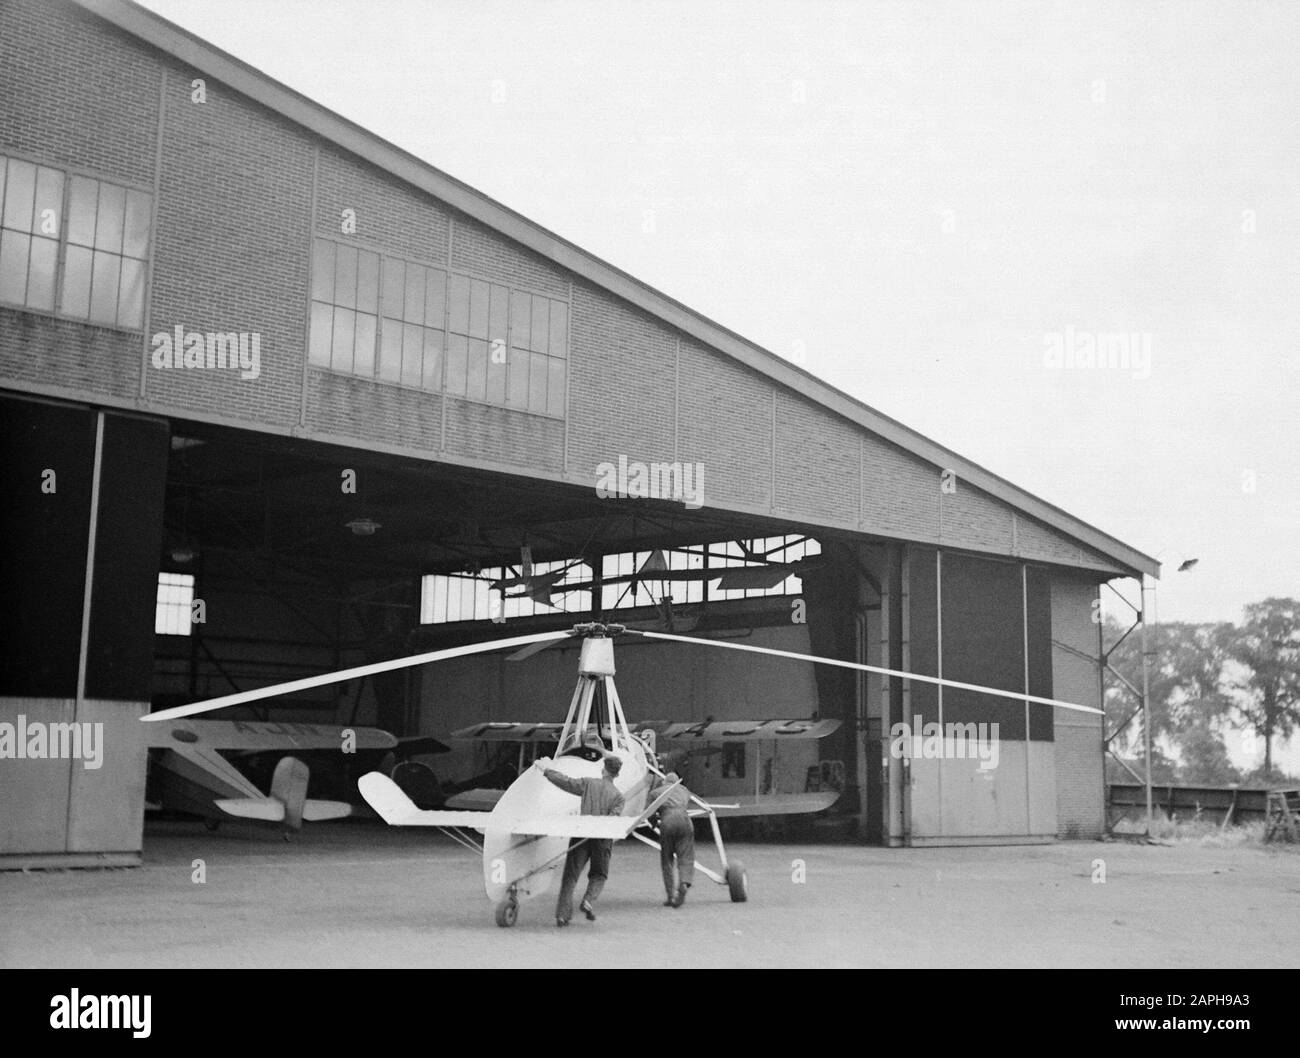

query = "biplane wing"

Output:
[[449, 718, 839, 743], [452, 722, 563, 742], [641, 718, 841, 741], [700, 791, 841, 816], [145, 718, 397, 752]]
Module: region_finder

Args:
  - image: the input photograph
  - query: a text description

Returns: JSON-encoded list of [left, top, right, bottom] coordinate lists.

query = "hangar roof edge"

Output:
[[73, 0, 1160, 579]]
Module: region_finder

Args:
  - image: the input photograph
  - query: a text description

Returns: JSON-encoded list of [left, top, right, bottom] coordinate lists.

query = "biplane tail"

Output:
[[215, 756, 351, 831]]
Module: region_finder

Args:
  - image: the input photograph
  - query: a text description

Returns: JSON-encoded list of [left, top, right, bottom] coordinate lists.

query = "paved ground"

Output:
[[2, 821, 1297, 968]]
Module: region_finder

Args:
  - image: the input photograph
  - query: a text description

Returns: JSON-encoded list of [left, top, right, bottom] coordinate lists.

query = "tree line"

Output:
[[1103, 597, 1299, 787]]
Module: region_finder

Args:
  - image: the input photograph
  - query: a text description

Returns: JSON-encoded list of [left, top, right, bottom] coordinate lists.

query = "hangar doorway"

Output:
[[148, 421, 877, 838]]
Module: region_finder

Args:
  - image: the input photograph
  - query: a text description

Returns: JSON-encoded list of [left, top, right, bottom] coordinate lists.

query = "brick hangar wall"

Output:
[[0, 0, 1116, 571]]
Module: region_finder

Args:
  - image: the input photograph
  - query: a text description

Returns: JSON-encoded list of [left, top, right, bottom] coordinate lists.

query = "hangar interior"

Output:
[[149, 419, 875, 834]]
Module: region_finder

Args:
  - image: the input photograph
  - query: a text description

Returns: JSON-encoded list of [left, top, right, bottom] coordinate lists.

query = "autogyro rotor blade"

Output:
[[505, 631, 581, 662], [633, 630, 1103, 716], [143, 630, 573, 722]]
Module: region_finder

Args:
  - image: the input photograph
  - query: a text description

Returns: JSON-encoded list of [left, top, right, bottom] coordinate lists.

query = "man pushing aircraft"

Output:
[[649, 769, 695, 907], [534, 751, 625, 927]]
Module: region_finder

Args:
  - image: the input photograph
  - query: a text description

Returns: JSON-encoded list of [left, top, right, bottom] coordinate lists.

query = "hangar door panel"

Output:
[[940, 554, 1024, 838], [905, 548, 1056, 843]]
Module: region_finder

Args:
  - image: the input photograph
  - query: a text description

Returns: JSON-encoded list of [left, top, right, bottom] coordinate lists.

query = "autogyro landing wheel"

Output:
[[726, 861, 748, 903]]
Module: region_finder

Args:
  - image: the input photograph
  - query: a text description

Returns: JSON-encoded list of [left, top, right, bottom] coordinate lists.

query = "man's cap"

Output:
[[603, 754, 623, 775]]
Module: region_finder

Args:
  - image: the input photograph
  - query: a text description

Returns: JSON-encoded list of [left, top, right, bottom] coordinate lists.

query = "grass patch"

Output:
[[1111, 813, 1299, 849]]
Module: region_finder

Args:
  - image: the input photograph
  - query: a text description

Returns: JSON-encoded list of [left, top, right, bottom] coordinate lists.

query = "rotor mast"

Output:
[[556, 625, 634, 754]]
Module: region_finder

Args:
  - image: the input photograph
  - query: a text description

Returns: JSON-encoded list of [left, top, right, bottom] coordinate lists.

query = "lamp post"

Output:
[[1140, 552, 1199, 836]]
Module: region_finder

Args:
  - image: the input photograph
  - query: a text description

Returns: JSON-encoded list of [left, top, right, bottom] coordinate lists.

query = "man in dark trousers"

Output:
[[535, 752, 625, 927], [649, 769, 695, 907]]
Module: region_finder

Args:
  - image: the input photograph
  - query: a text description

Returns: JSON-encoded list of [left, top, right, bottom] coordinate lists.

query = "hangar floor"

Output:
[[1, 822, 1296, 968]]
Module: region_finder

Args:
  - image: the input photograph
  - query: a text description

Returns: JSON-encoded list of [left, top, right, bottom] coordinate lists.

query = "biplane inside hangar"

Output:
[[143, 717, 398, 835], [438, 718, 842, 818]]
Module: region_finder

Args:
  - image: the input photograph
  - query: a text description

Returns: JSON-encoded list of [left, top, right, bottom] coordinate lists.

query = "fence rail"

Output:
[[1106, 783, 1277, 826]]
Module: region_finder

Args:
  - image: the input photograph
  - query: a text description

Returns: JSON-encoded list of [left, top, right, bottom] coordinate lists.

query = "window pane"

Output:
[[67, 175, 97, 247], [401, 323, 422, 387], [506, 343, 528, 408], [489, 284, 509, 347], [549, 301, 568, 358], [469, 278, 489, 338], [311, 239, 335, 302], [309, 301, 333, 365], [425, 268, 446, 328], [466, 337, 487, 400], [3, 159, 35, 232], [529, 351, 548, 412], [403, 263, 426, 324], [331, 306, 355, 372], [0, 230, 29, 304], [530, 295, 550, 353], [382, 258, 405, 318], [60, 244, 92, 316], [448, 273, 470, 334], [422, 328, 443, 390], [155, 572, 195, 636], [116, 254, 144, 327], [509, 289, 530, 348], [94, 183, 125, 252], [547, 357, 565, 417], [445, 333, 468, 395], [354, 313, 377, 376], [33, 167, 64, 238], [333, 243, 357, 309], [486, 343, 506, 404], [123, 189, 151, 258], [357, 250, 379, 314], [89, 250, 121, 323], [379, 321, 402, 381], [27, 235, 58, 310]]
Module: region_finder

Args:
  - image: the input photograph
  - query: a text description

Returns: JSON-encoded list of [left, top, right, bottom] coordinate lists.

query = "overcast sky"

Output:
[[138, 0, 1299, 630]]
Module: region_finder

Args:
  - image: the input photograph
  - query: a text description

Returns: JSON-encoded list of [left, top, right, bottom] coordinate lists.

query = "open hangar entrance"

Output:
[[1, 390, 1110, 864], [155, 419, 1109, 847], [153, 419, 890, 837]]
